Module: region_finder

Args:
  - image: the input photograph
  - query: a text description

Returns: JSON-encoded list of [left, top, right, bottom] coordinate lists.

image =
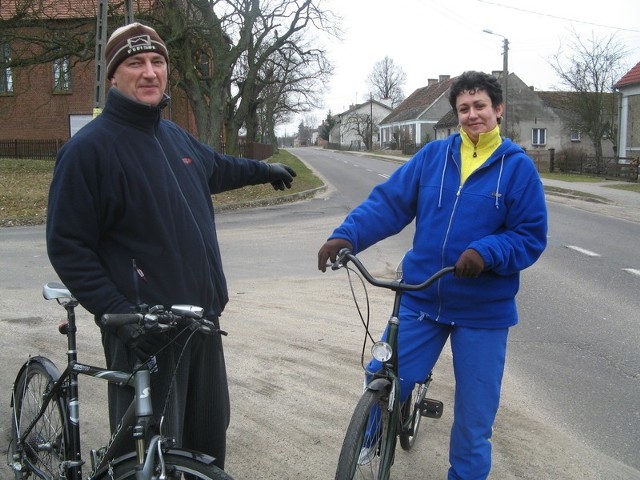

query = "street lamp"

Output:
[[483, 29, 509, 134]]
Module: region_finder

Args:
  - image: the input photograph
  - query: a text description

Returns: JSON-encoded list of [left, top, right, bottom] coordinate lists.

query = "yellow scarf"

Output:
[[459, 125, 502, 184]]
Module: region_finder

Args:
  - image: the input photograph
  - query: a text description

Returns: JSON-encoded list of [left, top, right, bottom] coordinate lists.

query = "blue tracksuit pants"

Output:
[[367, 304, 509, 480]]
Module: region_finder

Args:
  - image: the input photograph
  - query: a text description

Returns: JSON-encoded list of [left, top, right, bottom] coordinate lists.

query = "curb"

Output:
[[214, 185, 327, 213]]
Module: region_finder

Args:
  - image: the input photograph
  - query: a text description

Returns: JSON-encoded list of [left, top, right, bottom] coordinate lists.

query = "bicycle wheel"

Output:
[[10, 357, 67, 480], [399, 381, 428, 451], [335, 387, 396, 480], [97, 452, 234, 479]]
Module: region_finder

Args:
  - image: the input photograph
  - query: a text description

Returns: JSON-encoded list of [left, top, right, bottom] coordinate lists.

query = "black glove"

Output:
[[117, 324, 166, 358], [454, 249, 485, 278], [318, 238, 353, 272], [268, 163, 297, 190]]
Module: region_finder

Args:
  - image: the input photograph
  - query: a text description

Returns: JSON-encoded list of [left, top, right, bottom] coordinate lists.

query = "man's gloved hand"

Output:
[[454, 248, 485, 278], [318, 238, 353, 272], [117, 324, 166, 358], [268, 163, 297, 190]]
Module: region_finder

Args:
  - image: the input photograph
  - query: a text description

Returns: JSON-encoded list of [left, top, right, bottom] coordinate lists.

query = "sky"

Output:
[[277, 0, 640, 135]]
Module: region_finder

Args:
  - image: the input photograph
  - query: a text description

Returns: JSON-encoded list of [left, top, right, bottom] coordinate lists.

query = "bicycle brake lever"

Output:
[[196, 319, 228, 336]]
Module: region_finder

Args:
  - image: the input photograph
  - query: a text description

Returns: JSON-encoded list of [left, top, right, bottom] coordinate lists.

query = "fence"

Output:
[[1, 139, 275, 162], [0, 139, 64, 160], [526, 149, 638, 182]]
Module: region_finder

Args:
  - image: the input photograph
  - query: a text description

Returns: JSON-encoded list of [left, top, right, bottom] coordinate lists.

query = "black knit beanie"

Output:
[[105, 22, 169, 79]]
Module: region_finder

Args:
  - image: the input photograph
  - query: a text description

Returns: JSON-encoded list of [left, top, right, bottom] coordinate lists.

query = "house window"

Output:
[[53, 57, 71, 92], [570, 129, 581, 142], [532, 128, 546, 146], [0, 43, 13, 94]]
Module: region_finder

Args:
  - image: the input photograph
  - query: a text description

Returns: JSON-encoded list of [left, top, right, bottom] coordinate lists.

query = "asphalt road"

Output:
[[0, 147, 638, 479]]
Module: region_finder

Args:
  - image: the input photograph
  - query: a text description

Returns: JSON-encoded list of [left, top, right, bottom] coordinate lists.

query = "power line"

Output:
[[477, 0, 640, 33]]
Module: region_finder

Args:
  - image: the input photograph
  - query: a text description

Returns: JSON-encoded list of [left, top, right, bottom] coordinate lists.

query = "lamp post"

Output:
[[483, 29, 509, 134]]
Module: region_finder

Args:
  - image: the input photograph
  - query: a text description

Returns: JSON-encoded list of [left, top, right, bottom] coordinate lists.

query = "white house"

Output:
[[614, 62, 640, 161], [329, 99, 393, 150]]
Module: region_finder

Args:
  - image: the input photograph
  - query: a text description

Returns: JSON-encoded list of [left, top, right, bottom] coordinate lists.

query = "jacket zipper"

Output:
[[436, 184, 463, 322]]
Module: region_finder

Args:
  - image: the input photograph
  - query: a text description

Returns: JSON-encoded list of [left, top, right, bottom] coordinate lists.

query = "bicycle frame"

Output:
[[362, 278, 408, 470], [11, 284, 172, 480], [333, 249, 454, 478]]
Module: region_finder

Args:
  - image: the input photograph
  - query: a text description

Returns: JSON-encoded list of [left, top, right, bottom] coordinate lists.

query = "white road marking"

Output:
[[622, 268, 640, 277], [565, 245, 601, 257]]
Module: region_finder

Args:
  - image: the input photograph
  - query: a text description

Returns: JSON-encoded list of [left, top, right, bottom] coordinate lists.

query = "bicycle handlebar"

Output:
[[101, 304, 224, 336], [331, 248, 455, 292]]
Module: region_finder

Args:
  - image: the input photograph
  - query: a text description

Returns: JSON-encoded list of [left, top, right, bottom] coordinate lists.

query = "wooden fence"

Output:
[[527, 149, 639, 182], [0, 139, 65, 160], [0, 139, 274, 161]]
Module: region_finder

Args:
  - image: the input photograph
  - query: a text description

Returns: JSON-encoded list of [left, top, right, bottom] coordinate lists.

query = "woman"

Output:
[[318, 71, 547, 479]]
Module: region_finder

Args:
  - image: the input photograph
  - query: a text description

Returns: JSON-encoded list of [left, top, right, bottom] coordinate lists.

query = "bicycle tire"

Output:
[[335, 388, 396, 480], [94, 452, 234, 479], [399, 381, 428, 451], [10, 357, 68, 480]]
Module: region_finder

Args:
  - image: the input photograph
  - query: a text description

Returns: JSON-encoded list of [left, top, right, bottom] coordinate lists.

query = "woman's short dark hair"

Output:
[[448, 71, 503, 111]]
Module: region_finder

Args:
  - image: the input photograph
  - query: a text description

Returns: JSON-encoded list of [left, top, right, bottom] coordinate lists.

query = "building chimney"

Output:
[[439, 75, 450, 82], [491, 70, 503, 79], [428, 78, 438, 86]]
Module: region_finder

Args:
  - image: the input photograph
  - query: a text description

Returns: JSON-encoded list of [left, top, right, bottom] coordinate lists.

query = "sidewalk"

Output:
[[540, 177, 640, 224], [349, 150, 640, 224]]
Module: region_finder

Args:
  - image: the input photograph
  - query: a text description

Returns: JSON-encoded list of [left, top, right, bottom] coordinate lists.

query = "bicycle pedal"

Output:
[[419, 398, 443, 418]]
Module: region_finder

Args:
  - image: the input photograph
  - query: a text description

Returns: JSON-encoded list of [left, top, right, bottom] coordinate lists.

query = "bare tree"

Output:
[[239, 31, 333, 148], [366, 56, 406, 107], [153, 0, 339, 153], [342, 112, 372, 150], [549, 29, 627, 166]]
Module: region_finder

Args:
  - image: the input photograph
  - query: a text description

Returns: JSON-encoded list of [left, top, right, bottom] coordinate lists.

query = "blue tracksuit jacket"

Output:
[[329, 133, 548, 328]]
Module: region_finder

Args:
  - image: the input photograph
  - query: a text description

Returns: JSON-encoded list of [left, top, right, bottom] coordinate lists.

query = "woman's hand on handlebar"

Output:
[[454, 248, 484, 278], [318, 238, 353, 272]]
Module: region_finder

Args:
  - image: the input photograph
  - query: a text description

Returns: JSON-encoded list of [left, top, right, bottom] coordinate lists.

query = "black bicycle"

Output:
[[331, 249, 454, 480], [7, 282, 233, 479]]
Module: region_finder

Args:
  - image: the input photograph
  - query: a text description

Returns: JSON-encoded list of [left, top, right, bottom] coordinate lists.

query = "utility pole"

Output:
[[483, 29, 509, 134], [93, 0, 135, 115], [370, 94, 374, 151]]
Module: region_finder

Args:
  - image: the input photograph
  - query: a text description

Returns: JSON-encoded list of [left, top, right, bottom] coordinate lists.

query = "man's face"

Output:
[[110, 52, 167, 106], [455, 88, 504, 143]]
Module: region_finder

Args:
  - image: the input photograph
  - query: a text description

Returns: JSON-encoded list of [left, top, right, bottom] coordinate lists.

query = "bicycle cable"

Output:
[[343, 264, 377, 370]]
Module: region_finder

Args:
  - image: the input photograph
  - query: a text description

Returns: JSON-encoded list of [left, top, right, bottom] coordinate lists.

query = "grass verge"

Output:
[[2, 151, 637, 227], [0, 150, 323, 227], [0, 158, 52, 227]]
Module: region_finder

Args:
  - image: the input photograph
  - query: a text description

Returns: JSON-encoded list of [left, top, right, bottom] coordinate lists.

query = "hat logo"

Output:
[[126, 34, 157, 54]]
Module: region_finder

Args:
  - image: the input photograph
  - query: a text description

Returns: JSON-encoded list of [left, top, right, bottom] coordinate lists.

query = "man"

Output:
[[46, 22, 296, 470], [318, 71, 547, 479]]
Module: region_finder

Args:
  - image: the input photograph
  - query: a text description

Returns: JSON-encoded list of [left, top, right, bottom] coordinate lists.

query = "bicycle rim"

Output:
[[95, 452, 234, 479], [335, 388, 396, 480], [399, 382, 428, 451], [11, 360, 67, 480]]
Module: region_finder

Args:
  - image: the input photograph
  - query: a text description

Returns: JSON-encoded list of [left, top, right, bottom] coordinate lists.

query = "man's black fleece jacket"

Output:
[[46, 89, 272, 320]]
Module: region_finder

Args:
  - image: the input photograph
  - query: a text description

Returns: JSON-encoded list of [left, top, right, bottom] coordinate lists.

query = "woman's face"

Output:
[[455, 88, 504, 143]]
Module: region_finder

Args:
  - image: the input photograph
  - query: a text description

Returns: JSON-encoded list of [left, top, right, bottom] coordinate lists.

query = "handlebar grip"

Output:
[[101, 313, 143, 328]]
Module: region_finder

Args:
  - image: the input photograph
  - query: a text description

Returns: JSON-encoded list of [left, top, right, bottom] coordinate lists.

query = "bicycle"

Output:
[[7, 281, 233, 480], [331, 249, 454, 480]]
